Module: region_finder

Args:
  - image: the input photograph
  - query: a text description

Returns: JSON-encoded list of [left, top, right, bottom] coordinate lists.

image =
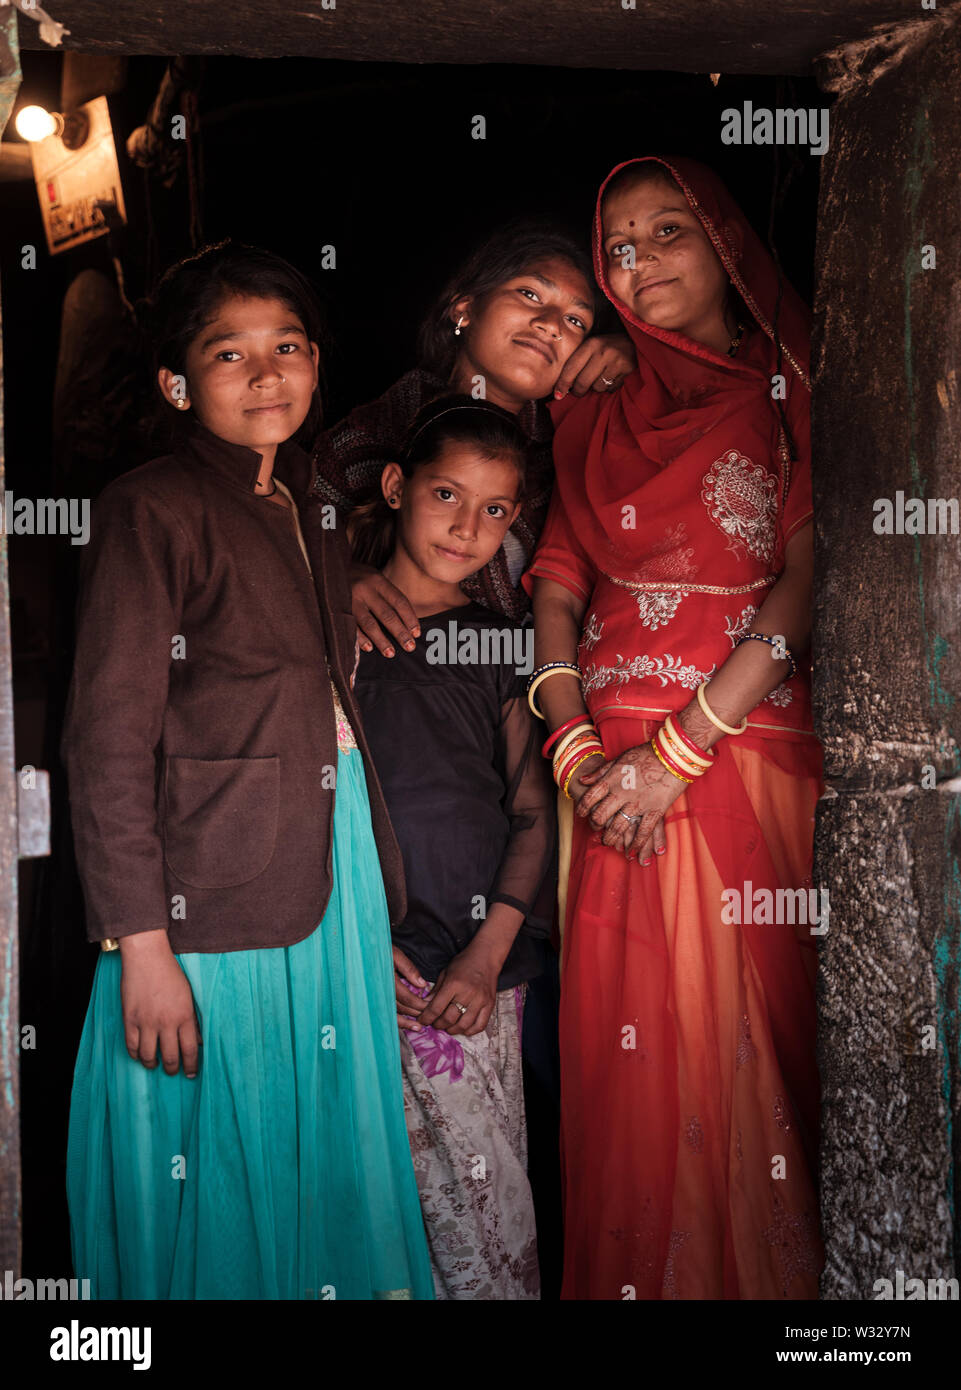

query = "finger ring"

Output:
[[453, 1001, 468, 1016], [600, 375, 616, 387], [618, 810, 640, 824]]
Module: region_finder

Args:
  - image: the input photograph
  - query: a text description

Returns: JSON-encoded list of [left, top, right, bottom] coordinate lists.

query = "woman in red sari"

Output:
[[524, 155, 823, 1300]]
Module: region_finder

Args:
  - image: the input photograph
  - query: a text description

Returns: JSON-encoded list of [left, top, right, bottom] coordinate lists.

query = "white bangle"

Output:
[[696, 680, 747, 736]]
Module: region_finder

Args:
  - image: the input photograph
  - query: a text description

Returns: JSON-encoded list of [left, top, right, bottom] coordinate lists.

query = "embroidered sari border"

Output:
[[668, 162, 811, 393], [591, 702, 819, 737], [601, 572, 778, 596]]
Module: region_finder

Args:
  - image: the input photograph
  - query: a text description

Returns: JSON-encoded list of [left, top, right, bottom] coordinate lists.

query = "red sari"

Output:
[[523, 156, 824, 1300]]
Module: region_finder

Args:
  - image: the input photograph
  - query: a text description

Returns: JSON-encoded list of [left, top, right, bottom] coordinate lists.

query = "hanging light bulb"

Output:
[[14, 105, 90, 149], [15, 105, 61, 142]]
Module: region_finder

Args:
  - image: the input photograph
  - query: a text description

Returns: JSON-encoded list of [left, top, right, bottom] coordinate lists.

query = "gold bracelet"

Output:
[[562, 749, 603, 799], [100, 938, 120, 952], [650, 737, 693, 784], [696, 680, 747, 736], [527, 665, 582, 720]]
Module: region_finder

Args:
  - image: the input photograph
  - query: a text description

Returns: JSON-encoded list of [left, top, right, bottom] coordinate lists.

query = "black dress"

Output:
[[353, 602, 556, 989]]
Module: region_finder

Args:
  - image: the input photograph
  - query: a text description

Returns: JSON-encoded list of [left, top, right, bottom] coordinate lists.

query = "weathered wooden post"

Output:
[[0, 5, 23, 1276], [812, 10, 961, 1298]]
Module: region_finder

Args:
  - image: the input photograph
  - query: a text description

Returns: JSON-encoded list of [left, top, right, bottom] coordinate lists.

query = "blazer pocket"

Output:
[[163, 755, 280, 889]]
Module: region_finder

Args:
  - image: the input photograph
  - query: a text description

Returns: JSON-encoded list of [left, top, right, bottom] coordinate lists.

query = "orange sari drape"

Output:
[[559, 715, 823, 1300]]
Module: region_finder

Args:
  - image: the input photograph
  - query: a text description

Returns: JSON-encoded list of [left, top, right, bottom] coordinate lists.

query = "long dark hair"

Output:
[[416, 220, 598, 381], [349, 395, 528, 571], [137, 239, 330, 449]]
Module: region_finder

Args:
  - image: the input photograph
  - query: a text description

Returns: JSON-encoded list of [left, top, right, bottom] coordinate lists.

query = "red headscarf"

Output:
[[549, 154, 811, 589]]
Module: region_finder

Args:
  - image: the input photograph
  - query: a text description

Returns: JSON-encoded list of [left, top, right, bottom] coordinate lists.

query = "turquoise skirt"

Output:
[[66, 748, 434, 1300]]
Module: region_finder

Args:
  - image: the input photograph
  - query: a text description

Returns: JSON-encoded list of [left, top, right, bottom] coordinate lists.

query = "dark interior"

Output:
[[2, 54, 822, 1285]]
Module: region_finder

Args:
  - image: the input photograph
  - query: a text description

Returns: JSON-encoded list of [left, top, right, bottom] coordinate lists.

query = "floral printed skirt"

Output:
[[399, 983, 540, 1300]]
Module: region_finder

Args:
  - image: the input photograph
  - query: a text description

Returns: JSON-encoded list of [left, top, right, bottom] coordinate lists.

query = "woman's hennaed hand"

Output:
[[576, 742, 684, 862], [565, 751, 607, 806]]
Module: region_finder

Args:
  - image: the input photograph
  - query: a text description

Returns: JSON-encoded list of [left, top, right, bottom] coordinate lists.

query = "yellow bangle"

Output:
[[663, 714, 714, 769], [650, 737, 693, 784], [562, 749, 603, 799], [555, 739, 604, 786], [100, 938, 120, 952], [527, 665, 582, 720], [696, 680, 747, 736]]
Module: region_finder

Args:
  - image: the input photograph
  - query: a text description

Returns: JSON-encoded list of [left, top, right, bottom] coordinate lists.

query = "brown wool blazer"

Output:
[[62, 418, 407, 952]]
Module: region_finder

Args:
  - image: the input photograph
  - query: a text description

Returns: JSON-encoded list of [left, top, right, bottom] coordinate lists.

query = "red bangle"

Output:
[[555, 742, 604, 788], [557, 752, 603, 793], [552, 730, 600, 768], [542, 715, 590, 759], [667, 714, 712, 761], [652, 733, 695, 783], [650, 738, 693, 785]]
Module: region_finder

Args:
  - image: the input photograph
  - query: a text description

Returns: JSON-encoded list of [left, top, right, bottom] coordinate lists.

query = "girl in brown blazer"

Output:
[[62, 241, 433, 1300]]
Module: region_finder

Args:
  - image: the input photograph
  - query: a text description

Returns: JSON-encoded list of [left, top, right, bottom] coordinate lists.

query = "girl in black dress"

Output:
[[349, 396, 556, 1300]]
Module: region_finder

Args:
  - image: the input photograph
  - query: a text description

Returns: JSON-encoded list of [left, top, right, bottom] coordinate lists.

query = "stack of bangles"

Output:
[[650, 711, 716, 784], [533, 665, 750, 796], [651, 678, 752, 783], [542, 715, 606, 798], [529, 663, 605, 798]]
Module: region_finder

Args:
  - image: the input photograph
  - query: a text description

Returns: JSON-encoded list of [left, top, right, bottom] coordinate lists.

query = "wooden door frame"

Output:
[[0, 4, 23, 1278]]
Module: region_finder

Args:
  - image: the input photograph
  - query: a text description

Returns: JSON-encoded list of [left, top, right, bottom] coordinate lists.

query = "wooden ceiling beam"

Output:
[[16, 0, 930, 76]]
